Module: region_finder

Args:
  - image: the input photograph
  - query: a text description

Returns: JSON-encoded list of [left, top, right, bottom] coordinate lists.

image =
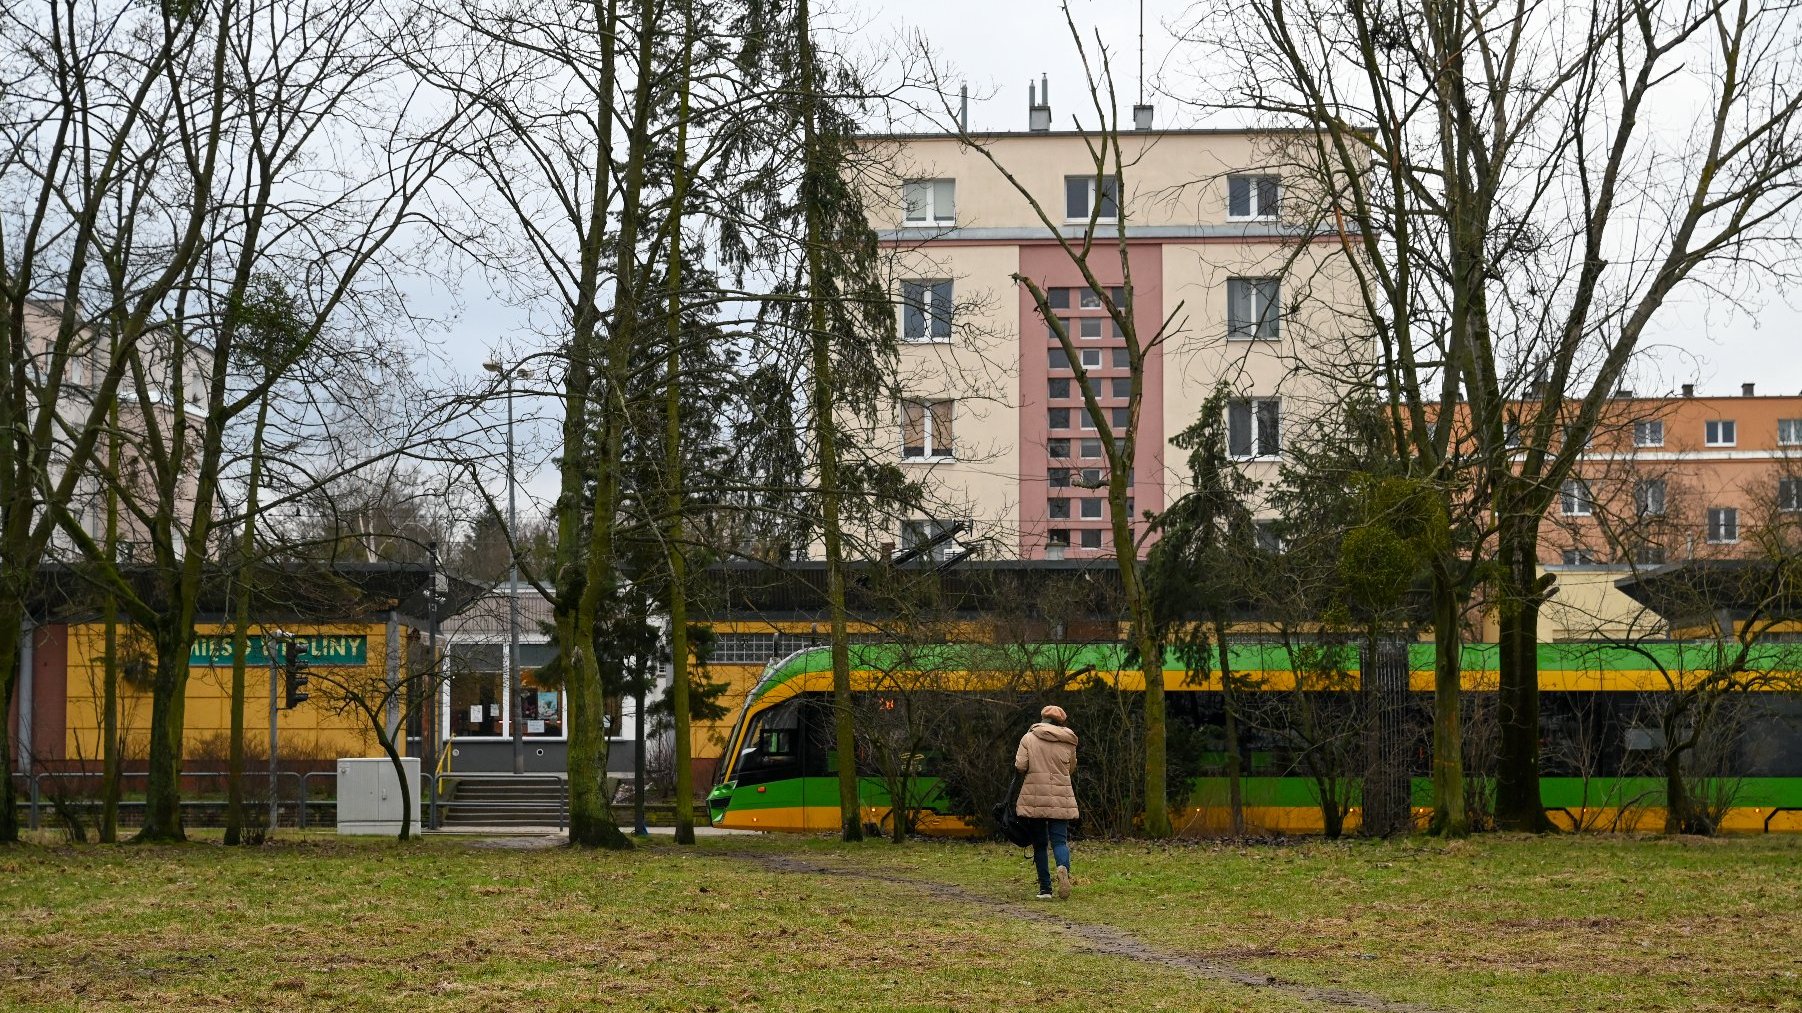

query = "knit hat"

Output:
[[1040, 704, 1068, 724]]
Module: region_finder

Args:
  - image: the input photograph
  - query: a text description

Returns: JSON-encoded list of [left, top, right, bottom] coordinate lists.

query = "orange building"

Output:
[[1545, 384, 1802, 568]]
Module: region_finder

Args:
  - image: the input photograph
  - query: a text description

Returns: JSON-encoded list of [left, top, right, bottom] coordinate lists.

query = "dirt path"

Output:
[[725, 849, 1441, 1013]]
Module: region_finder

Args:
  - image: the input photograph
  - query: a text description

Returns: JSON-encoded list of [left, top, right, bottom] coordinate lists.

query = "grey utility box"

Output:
[[336, 756, 421, 835]]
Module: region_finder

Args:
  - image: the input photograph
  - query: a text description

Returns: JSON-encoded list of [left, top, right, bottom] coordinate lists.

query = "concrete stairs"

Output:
[[436, 776, 567, 829]]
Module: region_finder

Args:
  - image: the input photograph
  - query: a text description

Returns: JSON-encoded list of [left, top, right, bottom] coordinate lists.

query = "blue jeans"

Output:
[[1030, 818, 1071, 893]]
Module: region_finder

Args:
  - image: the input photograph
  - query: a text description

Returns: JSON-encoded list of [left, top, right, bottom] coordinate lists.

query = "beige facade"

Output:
[[20, 300, 198, 559], [860, 123, 1357, 559]]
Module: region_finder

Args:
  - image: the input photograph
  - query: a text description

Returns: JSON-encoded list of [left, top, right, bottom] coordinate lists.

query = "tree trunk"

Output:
[[101, 402, 122, 844], [136, 630, 191, 842], [1662, 747, 1690, 836], [1427, 565, 1468, 836], [101, 601, 120, 844], [224, 397, 270, 846], [0, 609, 20, 843], [1214, 618, 1243, 836], [632, 669, 648, 836], [1493, 514, 1551, 832], [663, 4, 696, 847], [798, 0, 862, 843]]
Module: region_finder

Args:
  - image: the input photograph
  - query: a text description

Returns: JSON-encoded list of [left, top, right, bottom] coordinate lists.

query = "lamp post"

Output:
[[484, 360, 532, 776]]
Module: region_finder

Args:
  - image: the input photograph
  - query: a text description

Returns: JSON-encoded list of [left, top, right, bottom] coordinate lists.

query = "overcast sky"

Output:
[[439, 0, 1802, 508]]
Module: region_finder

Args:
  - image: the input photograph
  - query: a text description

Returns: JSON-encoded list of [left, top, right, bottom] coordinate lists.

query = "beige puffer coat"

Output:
[[1014, 722, 1079, 820]]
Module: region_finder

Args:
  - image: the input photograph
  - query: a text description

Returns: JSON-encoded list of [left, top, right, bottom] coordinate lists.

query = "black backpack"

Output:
[[992, 771, 1036, 847]]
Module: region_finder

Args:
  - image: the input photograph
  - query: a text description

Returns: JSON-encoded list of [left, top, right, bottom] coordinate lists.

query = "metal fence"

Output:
[[9, 769, 570, 833]]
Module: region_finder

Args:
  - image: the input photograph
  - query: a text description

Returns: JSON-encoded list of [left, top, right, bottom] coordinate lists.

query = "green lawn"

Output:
[[1, 831, 1798, 1012]]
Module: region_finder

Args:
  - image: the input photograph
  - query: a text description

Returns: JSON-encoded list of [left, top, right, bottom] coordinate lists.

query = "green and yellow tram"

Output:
[[706, 641, 1802, 835]]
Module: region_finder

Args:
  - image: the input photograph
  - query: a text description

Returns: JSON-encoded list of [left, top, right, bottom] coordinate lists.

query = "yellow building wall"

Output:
[[62, 621, 404, 764]]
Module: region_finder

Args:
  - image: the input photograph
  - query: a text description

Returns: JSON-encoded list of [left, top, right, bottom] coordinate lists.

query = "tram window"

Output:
[[735, 702, 805, 785]]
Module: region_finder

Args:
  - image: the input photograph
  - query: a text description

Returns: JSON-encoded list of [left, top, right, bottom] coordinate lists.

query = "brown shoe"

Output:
[[1055, 866, 1071, 899]]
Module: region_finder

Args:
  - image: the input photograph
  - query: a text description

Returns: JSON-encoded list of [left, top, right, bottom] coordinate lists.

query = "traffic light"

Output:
[[283, 639, 311, 709]]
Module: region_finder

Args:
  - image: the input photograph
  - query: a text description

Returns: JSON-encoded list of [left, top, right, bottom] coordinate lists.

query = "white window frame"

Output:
[[1634, 479, 1666, 518], [1064, 174, 1121, 221], [901, 518, 962, 561], [1079, 348, 1102, 369], [900, 279, 953, 343], [1560, 548, 1597, 566], [1779, 477, 1802, 513], [1633, 420, 1665, 448], [1779, 419, 1802, 447], [1227, 398, 1281, 460], [1560, 479, 1593, 516], [1706, 506, 1739, 544], [1705, 419, 1736, 447], [900, 399, 955, 461], [1226, 277, 1281, 339], [901, 178, 955, 226], [1226, 174, 1281, 221]]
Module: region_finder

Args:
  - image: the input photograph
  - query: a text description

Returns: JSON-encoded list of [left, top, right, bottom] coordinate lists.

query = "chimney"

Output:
[[1615, 388, 1634, 399], [1681, 383, 1695, 398], [1742, 382, 1756, 397], [958, 85, 968, 132], [1133, 103, 1154, 131], [1029, 74, 1051, 132]]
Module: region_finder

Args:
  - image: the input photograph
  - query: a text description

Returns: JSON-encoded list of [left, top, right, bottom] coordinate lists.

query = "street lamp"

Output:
[[484, 360, 533, 776]]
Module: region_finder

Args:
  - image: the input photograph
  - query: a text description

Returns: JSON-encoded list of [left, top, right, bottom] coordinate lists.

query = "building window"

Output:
[[1079, 317, 1104, 340], [1634, 479, 1666, 517], [1048, 438, 1071, 459], [1633, 420, 1664, 447], [1111, 407, 1131, 429], [1559, 479, 1592, 516], [1049, 468, 1072, 488], [1048, 497, 1071, 519], [1080, 498, 1103, 519], [1050, 347, 1070, 369], [1078, 409, 1096, 430], [1048, 407, 1071, 430], [902, 178, 955, 225], [1079, 529, 1103, 549], [901, 280, 952, 341], [1780, 477, 1802, 513], [1779, 419, 1802, 446], [1048, 528, 1071, 548], [1110, 377, 1132, 398], [1707, 506, 1738, 543], [901, 399, 954, 459], [1227, 398, 1281, 459], [1254, 521, 1284, 553], [1111, 348, 1130, 368], [1634, 544, 1667, 566], [1705, 419, 1736, 447], [1079, 467, 1105, 487], [1504, 420, 1523, 449], [1079, 288, 1103, 309], [1080, 348, 1102, 369], [1226, 278, 1281, 339], [1048, 378, 1070, 399], [1065, 174, 1120, 219], [901, 519, 961, 561], [1560, 548, 1598, 565], [1227, 174, 1280, 219], [1080, 438, 1103, 459]]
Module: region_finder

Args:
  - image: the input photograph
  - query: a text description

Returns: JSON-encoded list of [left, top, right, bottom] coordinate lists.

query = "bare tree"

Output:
[[1190, 0, 1802, 831]]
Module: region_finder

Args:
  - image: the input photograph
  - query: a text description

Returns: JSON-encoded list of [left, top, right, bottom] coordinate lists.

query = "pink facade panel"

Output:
[[1016, 244, 1165, 559]]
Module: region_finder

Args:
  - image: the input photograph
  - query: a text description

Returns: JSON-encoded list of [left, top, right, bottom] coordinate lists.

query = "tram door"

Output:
[[799, 694, 843, 831]]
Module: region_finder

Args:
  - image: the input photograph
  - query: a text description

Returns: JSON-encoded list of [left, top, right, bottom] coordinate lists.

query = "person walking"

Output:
[[1015, 704, 1078, 900]]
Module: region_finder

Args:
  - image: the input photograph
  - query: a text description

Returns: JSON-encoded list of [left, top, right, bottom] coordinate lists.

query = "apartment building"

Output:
[[1529, 385, 1802, 640], [1545, 385, 1802, 567], [20, 299, 200, 559], [863, 93, 1353, 561]]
